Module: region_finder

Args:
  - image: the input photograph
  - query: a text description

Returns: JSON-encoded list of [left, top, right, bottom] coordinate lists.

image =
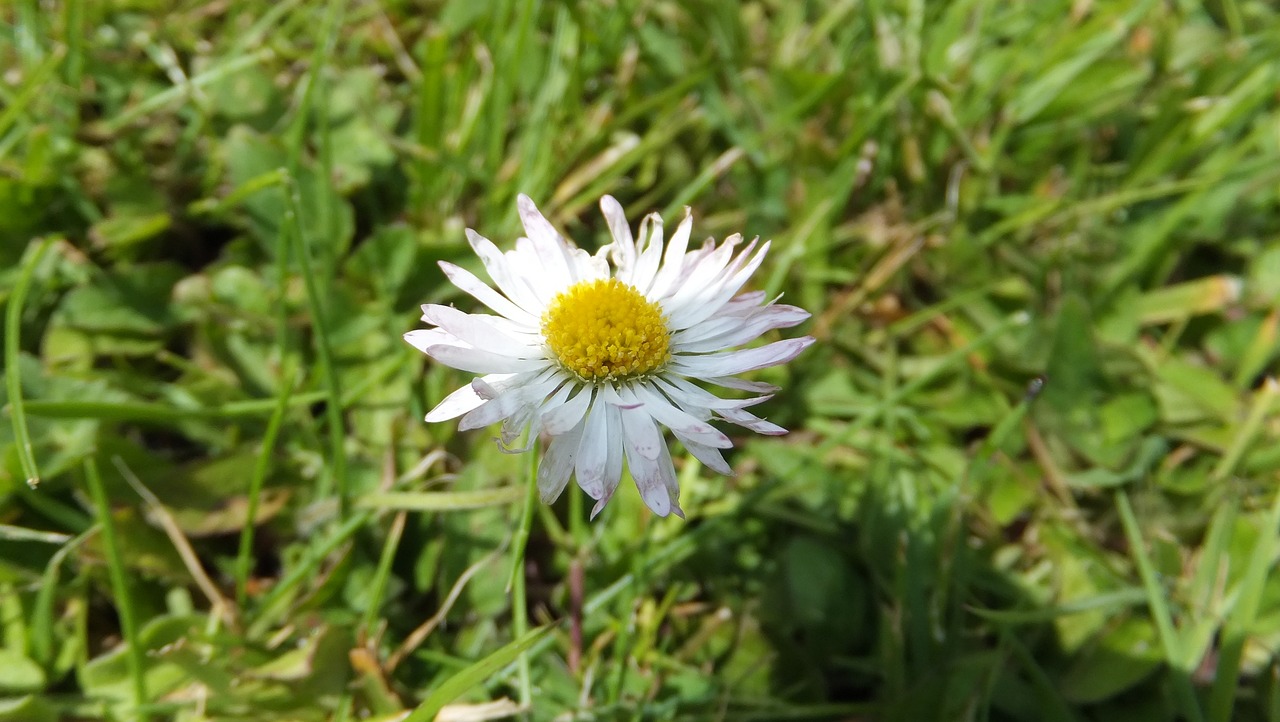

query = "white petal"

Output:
[[570, 247, 610, 283], [630, 212, 664, 293], [421, 304, 542, 358], [518, 195, 576, 288], [673, 303, 811, 353], [426, 344, 551, 374], [538, 418, 585, 503], [589, 403, 626, 519], [671, 337, 814, 377], [405, 328, 464, 354], [646, 208, 692, 300], [424, 373, 517, 422], [600, 195, 636, 274], [425, 384, 484, 422], [464, 230, 546, 315], [439, 261, 539, 326], [506, 238, 558, 303], [574, 399, 609, 499], [542, 384, 593, 435]]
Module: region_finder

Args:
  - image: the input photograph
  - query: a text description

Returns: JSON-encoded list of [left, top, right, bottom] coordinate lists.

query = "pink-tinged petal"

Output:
[[574, 399, 609, 500], [659, 235, 739, 319], [653, 375, 775, 415], [619, 404, 663, 460], [671, 337, 814, 377], [673, 433, 734, 475], [538, 418, 585, 504], [600, 195, 636, 274], [718, 406, 788, 435], [667, 240, 770, 331], [673, 304, 811, 353], [439, 261, 539, 326], [543, 385, 593, 435], [421, 304, 542, 359], [626, 384, 732, 449], [405, 328, 463, 354], [646, 208, 692, 300], [623, 418, 675, 517], [656, 440, 684, 519], [703, 375, 779, 393], [425, 344, 550, 374], [464, 230, 546, 314]]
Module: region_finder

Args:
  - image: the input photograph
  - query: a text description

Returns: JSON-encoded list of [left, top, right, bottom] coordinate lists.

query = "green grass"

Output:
[[3, 1, 1280, 720]]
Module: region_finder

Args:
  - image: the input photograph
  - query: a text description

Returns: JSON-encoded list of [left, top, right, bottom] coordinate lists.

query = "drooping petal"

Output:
[[574, 399, 609, 500], [589, 401, 626, 519], [622, 412, 676, 517], [538, 418, 585, 503], [619, 403, 663, 460], [673, 432, 734, 475]]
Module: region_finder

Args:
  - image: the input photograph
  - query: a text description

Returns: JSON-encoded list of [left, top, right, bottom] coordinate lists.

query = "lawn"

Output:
[[3, 1, 1280, 720]]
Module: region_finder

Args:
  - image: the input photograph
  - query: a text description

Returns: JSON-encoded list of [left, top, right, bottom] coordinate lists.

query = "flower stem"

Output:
[[509, 438, 538, 711]]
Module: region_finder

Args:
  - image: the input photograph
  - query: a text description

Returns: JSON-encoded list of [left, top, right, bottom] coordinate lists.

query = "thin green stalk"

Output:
[[360, 509, 408, 639], [5, 238, 53, 488], [235, 369, 295, 608], [508, 442, 539, 711], [284, 183, 347, 515], [1209, 458, 1280, 721], [1116, 491, 1204, 722], [84, 458, 149, 722]]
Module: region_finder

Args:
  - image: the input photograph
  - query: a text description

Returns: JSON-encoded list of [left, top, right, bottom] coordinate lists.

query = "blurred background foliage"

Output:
[[3, 0, 1280, 720]]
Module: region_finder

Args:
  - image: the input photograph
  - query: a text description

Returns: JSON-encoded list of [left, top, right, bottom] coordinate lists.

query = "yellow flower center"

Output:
[[541, 278, 671, 382]]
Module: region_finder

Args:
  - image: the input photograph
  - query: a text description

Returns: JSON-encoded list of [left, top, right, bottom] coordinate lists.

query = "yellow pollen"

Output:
[[541, 278, 671, 382]]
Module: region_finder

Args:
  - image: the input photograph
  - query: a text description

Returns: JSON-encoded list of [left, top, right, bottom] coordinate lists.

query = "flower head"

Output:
[[406, 195, 813, 518]]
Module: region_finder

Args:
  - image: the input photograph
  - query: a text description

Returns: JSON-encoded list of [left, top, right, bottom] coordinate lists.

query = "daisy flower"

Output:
[[405, 195, 813, 519]]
